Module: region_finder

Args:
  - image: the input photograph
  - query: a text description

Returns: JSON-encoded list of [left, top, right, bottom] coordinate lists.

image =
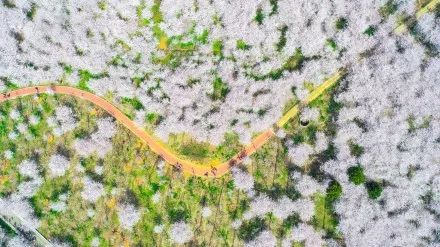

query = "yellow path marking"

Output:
[[395, 0, 440, 33], [276, 69, 346, 128]]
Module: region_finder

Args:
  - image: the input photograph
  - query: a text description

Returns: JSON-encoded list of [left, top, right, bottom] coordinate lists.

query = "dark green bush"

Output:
[[366, 181, 383, 199], [347, 165, 366, 185], [238, 217, 266, 242]]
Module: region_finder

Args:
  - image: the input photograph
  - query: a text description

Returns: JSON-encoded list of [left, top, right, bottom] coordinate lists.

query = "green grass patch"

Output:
[[145, 112, 162, 126], [212, 39, 224, 57], [236, 39, 251, 50], [209, 76, 229, 101], [151, 0, 163, 23], [121, 97, 144, 111], [168, 133, 213, 161], [78, 69, 108, 91], [313, 194, 337, 232], [1, 77, 19, 91], [214, 132, 243, 160]]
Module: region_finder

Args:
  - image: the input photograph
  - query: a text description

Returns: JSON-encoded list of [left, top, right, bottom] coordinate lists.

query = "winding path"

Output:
[[0, 70, 345, 178]]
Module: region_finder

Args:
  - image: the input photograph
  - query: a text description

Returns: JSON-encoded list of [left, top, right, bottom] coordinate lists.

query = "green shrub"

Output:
[[0, 121, 7, 138], [212, 39, 223, 57], [269, 0, 278, 16], [3, 0, 16, 8], [254, 8, 264, 25], [238, 217, 266, 242], [26, 3, 37, 21], [348, 140, 364, 157], [366, 181, 383, 199], [279, 213, 300, 237], [167, 205, 190, 223], [276, 25, 288, 51], [363, 25, 377, 36], [146, 112, 162, 126], [335, 17, 348, 30], [236, 39, 250, 50], [97, 0, 107, 10], [209, 76, 229, 101], [282, 48, 305, 72], [379, 0, 397, 19], [326, 180, 342, 203], [121, 97, 144, 110], [347, 165, 366, 185], [325, 38, 338, 51]]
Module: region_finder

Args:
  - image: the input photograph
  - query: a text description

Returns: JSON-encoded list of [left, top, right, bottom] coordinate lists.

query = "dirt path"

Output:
[[0, 70, 345, 177]]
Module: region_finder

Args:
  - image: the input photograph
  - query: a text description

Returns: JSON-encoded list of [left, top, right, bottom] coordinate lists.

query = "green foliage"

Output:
[[196, 29, 209, 44], [2, 0, 16, 8], [246, 48, 305, 81], [214, 132, 242, 160], [279, 212, 300, 238], [435, 3, 440, 18], [0, 120, 7, 137], [167, 203, 190, 223], [31, 178, 72, 217], [1, 78, 19, 90], [136, 0, 150, 27], [97, 0, 107, 10], [238, 217, 266, 242], [236, 39, 251, 50], [121, 97, 144, 110], [379, 0, 398, 19], [78, 69, 107, 91], [254, 8, 265, 25], [335, 17, 348, 30], [347, 165, 366, 185], [212, 39, 224, 57], [326, 180, 342, 203], [151, 0, 163, 23], [269, 0, 278, 16], [62, 64, 73, 75], [180, 142, 210, 159], [282, 48, 305, 72], [0, 217, 17, 236], [291, 123, 318, 145], [326, 38, 338, 51], [276, 25, 288, 52], [26, 2, 37, 21], [209, 76, 229, 101], [312, 193, 338, 236], [363, 25, 377, 36], [348, 140, 364, 157], [366, 181, 383, 199], [145, 112, 162, 126]]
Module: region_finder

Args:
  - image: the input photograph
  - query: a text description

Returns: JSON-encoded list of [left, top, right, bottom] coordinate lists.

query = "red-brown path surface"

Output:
[[0, 70, 344, 177], [0, 85, 275, 177]]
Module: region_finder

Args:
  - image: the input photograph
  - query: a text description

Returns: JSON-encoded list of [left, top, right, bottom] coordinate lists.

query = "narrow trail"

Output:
[[0, 70, 345, 178]]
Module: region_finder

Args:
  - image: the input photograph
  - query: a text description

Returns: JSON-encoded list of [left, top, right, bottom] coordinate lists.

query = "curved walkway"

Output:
[[0, 70, 345, 178]]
